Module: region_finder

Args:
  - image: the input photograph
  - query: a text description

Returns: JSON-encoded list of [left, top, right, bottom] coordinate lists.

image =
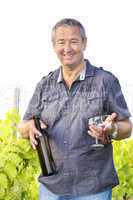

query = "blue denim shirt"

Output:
[[23, 60, 131, 196]]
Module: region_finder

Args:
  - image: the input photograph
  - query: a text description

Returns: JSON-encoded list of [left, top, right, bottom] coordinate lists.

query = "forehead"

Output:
[[54, 25, 82, 40]]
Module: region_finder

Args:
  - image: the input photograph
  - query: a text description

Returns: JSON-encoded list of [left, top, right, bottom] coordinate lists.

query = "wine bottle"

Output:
[[34, 117, 56, 176]]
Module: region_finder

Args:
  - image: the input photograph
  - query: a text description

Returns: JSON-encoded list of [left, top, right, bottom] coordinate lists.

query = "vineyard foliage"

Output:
[[0, 109, 40, 200], [0, 109, 132, 199], [113, 139, 133, 200]]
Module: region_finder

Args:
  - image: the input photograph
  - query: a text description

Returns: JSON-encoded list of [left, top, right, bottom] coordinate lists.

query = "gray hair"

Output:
[[51, 18, 87, 44]]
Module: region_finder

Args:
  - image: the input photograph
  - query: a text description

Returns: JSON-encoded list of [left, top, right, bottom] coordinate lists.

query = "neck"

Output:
[[61, 60, 85, 89]]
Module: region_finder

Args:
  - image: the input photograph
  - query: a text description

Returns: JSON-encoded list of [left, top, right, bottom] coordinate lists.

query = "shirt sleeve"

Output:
[[108, 77, 131, 120], [23, 81, 43, 120]]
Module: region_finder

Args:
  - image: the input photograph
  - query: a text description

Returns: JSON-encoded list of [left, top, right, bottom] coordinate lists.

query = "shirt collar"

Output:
[[79, 64, 86, 80], [57, 62, 87, 83], [56, 59, 95, 83], [57, 68, 63, 83], [85, 59, 95, 77]]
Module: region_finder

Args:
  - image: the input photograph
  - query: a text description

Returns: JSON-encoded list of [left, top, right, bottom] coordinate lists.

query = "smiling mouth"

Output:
[[63, 54, 74, 59]]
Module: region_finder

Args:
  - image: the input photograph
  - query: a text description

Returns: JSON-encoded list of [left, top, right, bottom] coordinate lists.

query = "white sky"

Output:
[[0, 0, 133, 118]]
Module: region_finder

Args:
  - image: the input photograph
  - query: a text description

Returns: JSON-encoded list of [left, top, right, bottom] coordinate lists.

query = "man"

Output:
[[18, 18, 132, 200]]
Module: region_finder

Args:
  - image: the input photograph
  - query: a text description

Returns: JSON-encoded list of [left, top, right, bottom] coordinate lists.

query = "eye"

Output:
[[71, 40, 79, 44], [57, 40, 65, 45]]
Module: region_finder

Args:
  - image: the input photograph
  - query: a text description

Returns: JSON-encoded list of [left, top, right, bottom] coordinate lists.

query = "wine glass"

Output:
[[88, 115, 108, 150]]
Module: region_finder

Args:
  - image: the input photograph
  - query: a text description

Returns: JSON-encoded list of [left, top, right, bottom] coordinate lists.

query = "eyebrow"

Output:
[[56, 38, 80, 42]]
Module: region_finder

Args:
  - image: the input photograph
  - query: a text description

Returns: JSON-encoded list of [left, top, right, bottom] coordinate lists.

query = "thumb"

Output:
[[40, 120, 47, 129], [105, 113, 117, 123], [103, 113, 117, 133], [110, 112, 117, 120]]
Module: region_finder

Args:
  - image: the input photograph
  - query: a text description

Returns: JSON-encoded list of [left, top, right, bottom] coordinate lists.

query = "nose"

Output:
[[64, 42, 72, 53]]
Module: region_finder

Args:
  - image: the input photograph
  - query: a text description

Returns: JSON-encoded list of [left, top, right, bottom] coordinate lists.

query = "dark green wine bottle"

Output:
[[34, 117, 56, 176]]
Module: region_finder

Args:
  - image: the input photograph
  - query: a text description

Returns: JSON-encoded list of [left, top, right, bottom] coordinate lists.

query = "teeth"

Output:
[[64, 54, 73, 57]]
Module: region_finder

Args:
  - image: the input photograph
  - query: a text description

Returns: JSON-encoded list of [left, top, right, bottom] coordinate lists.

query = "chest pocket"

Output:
[[82, 92, 107, 119], [41, 93, 60, 127]]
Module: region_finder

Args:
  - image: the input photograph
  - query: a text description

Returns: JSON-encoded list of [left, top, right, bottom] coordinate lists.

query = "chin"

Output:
[[62, 60, 76, 67], [63, 63, 75, 68]]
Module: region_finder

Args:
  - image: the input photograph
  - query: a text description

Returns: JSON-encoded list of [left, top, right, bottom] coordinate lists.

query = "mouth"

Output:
[[63, 54, 74, 59]]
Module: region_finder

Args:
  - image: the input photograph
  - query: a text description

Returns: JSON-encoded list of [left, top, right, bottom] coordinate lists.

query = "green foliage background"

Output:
[[113, 139, 133, 200], [0, 109, 40, 200], [0, 109, 133, 200]]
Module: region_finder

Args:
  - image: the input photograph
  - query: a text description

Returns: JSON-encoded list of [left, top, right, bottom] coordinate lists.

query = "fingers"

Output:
[[28, 120, 45, 150], [105, 113, 117, 123], [29, 129, 38, 150], [29, 125, 40, 150], [111, 112, 117, 120], [88, 125, 103, 140], [87, 113, 117, 144], [103, 113, 117, 134]]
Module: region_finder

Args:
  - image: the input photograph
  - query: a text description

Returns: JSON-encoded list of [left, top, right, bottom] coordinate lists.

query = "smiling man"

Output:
[[52, 24, 86, 67], [18, 18, 132, 200], [52, 20, 87, 90]]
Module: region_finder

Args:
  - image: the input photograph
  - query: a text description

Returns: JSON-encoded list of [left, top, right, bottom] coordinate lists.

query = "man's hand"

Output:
[[18, 119, 47, 149], [102, 113, 117, 135], [88, 113, 117, 144]]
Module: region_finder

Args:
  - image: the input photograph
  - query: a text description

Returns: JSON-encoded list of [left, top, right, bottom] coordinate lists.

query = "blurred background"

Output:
[[0, 2, 133, 199], [0, 0, 133, 121]]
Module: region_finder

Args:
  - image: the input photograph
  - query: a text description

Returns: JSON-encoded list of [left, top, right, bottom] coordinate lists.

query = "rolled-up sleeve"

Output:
[[23, 82, 42, 120], [108, 76, 131, 120]]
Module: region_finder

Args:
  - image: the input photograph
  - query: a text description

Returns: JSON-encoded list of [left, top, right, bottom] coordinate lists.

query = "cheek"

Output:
[[72, 45, 84, 53], [54, 47, 63, 56]]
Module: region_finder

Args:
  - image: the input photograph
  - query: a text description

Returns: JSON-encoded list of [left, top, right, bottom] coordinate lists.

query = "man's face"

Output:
[[53, 25, 87, 68]]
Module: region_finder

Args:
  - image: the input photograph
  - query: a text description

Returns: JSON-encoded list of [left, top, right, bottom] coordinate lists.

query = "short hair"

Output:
[[51, 18, 87, 44]]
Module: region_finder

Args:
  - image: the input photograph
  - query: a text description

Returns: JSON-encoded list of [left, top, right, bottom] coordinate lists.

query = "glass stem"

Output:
[[96, 137, 98, 144]]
